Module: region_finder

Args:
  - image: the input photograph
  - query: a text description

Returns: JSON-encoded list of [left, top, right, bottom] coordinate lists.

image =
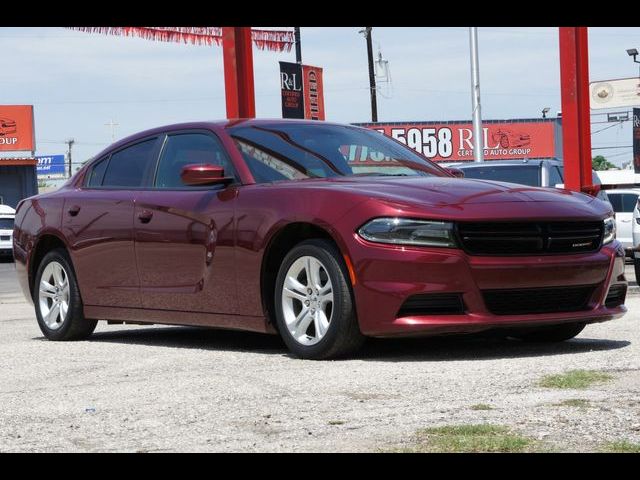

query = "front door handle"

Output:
[[137, 210, 153, 223], [67, 205, 81, 216]]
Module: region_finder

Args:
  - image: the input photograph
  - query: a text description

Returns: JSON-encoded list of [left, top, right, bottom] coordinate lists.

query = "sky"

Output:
[[1, 26, 639, 168]]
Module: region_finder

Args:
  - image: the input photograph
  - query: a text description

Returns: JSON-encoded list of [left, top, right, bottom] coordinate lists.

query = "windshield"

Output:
[[0, 218, 14, 230], [229, 123, 445, 182], [459, 165, 541, 187]]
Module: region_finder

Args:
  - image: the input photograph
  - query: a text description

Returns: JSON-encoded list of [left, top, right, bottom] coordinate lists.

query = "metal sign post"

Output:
[[469, 27, 484, 163], [559, 27, 593, 193]]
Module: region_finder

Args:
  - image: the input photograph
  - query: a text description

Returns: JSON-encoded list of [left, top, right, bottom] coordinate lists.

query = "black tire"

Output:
[[634, 257, 640, 285], [274, 239, 365, 360], [34, 248, 97, 341], [509, 322, 586, 343]]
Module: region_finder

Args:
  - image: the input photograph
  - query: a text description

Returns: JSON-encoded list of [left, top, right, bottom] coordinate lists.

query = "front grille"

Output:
[[605, 284, 627, 308], [457, 221, 603, 255], [397, 293, 465, 317], [482, 285, 595, 315]]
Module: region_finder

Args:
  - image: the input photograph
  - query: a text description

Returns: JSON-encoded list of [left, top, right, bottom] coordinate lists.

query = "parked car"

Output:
[[632, 198, 640, 280], [0, 204, 16, 258], [605, 189, 640, 255], [12, 120, 627, 359], [452, 159, 613, 207]]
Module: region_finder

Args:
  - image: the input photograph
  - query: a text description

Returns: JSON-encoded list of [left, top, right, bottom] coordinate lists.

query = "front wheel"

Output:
[[634, 257, 640, 285], [509, 322, 586, 342], [34, 248, 97, 341], [274, 239, 365, 359]]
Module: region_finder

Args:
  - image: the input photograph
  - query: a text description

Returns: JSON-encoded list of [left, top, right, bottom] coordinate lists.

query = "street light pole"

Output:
[[364, 27, 378, 122], [469, 27, 484, 162]]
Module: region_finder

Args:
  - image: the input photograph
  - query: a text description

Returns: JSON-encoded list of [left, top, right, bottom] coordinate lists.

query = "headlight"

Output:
[[603, 215, 616, 245], [357, 218, 457, 248]]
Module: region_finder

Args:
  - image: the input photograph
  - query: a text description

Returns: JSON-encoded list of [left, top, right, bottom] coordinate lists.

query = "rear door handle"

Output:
[[67, 205, 81, 216], [137, 210, 153, 223]]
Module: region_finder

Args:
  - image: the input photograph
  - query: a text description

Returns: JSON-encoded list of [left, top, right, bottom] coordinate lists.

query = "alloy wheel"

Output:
[[38, 261, 70, 330], [281, 255, 334, 346]]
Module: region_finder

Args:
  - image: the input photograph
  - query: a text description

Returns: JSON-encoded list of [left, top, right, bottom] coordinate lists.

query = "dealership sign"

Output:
[[355, 120, 557, 162], [590, 78, 640, 110], [280, 62, 325, 120], [0, 105, 35, 152], [36, 155, 66, 177]]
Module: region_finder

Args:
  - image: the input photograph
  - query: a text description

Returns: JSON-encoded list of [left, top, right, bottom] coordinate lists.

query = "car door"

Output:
[[133, 131, 239, 314], [62, 137, 161, 308]]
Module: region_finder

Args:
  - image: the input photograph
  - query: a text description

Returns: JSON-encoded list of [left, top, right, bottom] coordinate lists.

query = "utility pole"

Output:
[[105, 119, 119, 142], [66, 139, 75, 178], [469, 27, 484, 162], [294, 27, 302, 64], [364, 27, 378, 122]]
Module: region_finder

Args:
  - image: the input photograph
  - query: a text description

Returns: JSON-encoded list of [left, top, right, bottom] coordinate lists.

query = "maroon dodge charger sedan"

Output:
[[12, 119, 627, 359]]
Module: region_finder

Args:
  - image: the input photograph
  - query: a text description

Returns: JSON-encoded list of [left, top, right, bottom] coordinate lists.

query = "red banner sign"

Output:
[[357, 120, 556, 162], [302, 65, 325, 121], [0, 105, 35, 152]]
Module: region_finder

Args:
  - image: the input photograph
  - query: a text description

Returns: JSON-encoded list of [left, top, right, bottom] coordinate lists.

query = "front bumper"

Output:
[[350, 237, 627, 337]]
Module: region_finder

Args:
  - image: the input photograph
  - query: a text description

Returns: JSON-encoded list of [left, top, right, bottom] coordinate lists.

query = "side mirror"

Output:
[[444, 167, 465, 178], [180, 164, 233, 186]]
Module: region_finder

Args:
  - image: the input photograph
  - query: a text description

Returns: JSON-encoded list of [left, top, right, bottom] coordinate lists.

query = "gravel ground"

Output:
[[0, 259, 638, 452]]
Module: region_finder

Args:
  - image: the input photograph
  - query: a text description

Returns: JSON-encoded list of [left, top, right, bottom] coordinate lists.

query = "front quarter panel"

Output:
[[233, 183, 368, 316]]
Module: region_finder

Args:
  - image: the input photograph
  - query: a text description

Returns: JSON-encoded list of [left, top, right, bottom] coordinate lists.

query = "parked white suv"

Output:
[[632, 198, 640, 280], [606, 189, 640, 252], [0, 204, 16, 260]]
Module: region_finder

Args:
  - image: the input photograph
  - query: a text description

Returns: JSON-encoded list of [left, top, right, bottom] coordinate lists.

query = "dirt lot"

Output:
[[0, 259, 638, 452]]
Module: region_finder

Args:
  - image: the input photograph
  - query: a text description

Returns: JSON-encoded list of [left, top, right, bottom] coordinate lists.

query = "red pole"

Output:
[[559, 27, 593, 193], [222, 27, 256, 119]]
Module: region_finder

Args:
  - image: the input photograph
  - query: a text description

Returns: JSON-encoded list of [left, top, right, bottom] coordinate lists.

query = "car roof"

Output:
[[85, 118, 370, 166], [451, 159, 562, 168], [0, 205, 16, 215], [605, 188, 640, 194]]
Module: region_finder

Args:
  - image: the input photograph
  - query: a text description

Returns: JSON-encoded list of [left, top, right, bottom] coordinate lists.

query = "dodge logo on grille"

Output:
[[572, 241, 592, 248]]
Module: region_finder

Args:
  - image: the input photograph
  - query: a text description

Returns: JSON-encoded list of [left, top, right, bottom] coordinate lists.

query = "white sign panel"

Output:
[[590, 77, 640, 109]]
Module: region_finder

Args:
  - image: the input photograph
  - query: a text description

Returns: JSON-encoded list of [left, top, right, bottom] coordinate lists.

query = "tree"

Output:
[[592, 155, 616, 171]]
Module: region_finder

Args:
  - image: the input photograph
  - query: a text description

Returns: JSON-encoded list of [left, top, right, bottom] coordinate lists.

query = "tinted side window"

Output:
[[460, 165, 540, 187], [609, 193, 623, 213], [549, 166, 563, 186], [622, 193, 640, 212], [86, 156, 109, 187], [155, 133, 237, 189], [102, 139, 157, 188]]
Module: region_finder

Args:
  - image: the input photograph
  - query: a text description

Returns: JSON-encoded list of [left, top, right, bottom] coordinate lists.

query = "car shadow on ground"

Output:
[[358, 334, 630, 362], [71, 325, 631, 362]]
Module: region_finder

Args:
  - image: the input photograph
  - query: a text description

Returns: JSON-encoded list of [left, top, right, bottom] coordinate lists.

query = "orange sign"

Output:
[[356, 120, 557, 162], [0, 105, 35, 152], [302, 65, 325, 121]]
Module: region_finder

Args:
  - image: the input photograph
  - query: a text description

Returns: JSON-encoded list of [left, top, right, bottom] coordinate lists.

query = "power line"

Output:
[[592, 145, 633, 150]]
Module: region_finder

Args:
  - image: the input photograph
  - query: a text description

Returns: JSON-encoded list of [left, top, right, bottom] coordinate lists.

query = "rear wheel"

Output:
[[34, 248, 97, 341], [274, 239, 364, 359], [509, 322, 586, 342]]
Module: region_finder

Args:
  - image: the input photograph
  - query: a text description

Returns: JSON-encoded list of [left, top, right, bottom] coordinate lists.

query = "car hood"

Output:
[[320, 176, 594, 205]]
